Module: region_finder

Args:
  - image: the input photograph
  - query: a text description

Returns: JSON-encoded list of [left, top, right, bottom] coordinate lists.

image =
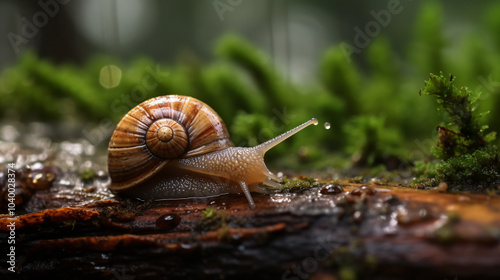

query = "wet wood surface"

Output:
[[1, 182, 500, 280]]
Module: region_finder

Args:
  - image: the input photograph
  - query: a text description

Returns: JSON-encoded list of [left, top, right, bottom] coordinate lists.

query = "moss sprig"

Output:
[[419, 72, 496, 159], [417, 73, 500, 190]]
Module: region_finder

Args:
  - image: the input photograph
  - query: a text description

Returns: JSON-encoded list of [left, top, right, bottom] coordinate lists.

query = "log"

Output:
[[1, 182, 500, 280]]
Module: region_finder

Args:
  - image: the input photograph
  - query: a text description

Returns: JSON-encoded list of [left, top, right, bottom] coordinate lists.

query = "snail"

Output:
[[107, 95, 318, 208]]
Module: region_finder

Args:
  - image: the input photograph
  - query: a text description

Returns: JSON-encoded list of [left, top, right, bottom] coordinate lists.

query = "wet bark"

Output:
[[1, 183, 500, 280]]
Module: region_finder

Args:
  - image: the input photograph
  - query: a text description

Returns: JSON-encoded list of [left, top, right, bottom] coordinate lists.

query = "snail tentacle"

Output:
[[254, 118, 319, 156], [262, 177, 283, 189], [266, 171, 281, 182], [238, 181, 255, 209]]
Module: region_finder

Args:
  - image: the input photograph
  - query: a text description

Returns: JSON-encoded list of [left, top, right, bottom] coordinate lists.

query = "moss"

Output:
[[411, 161, 440, 188], [201, 206, 218, 220], [199, 206, 235, 241], [347, 176, 364, 184], [199, 206, 228, 233], [420, 73, 495, 158], [343, 116, 404, 167], [434, 146, 500, 190], [78, 168, 96, 183], [417, 73, 500, 190], [216, 34, 283, 110], [279, 177, 322, 192]]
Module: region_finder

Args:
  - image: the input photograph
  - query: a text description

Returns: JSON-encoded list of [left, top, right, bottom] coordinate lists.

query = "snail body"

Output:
[[108, 95, 317, 208]]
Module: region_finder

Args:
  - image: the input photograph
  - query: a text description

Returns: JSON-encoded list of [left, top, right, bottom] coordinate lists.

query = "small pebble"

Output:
[[397, 206, 432, 225], [431, 181, 448, 193], [351, 186, 377, 196]]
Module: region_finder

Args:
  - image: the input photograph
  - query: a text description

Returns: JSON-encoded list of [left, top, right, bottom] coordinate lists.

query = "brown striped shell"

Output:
[[107, 95, 234, 191]]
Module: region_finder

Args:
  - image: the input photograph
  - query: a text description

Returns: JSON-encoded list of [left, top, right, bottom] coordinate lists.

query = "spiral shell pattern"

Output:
[[108, 95, 233, 191]]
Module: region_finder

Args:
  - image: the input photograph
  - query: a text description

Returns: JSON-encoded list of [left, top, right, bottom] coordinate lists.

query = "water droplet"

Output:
[[320, 184, 344, 195], [25, 164, 58, 190], [156, 213, 181, 231], [324, 122, 331, 129], [311, 118, 318, 125]]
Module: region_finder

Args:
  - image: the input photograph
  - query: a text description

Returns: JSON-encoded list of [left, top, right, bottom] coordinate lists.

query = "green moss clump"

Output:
[[279, 177, 321, 192], [435, 146, 500, 189], [201, 206, 217, 219], [411, 161, 440, 188], [417, 73, 500, 190], [198, 206, 236, 241], [78, 168, 96, 183], [343, 116, 403, 167], [199, 206, 227, 232]]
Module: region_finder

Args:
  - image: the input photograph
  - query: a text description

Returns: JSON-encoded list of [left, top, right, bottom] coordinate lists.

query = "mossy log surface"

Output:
[[1, 183, 500, 280]]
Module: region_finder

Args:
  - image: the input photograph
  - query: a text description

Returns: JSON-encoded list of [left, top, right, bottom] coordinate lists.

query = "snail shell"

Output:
[[108, 95, 318, 208], [108, 95, 233, 191]]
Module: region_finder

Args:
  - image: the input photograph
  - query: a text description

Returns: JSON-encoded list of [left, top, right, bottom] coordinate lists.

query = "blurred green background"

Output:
[[1, 0, 500, 176]]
